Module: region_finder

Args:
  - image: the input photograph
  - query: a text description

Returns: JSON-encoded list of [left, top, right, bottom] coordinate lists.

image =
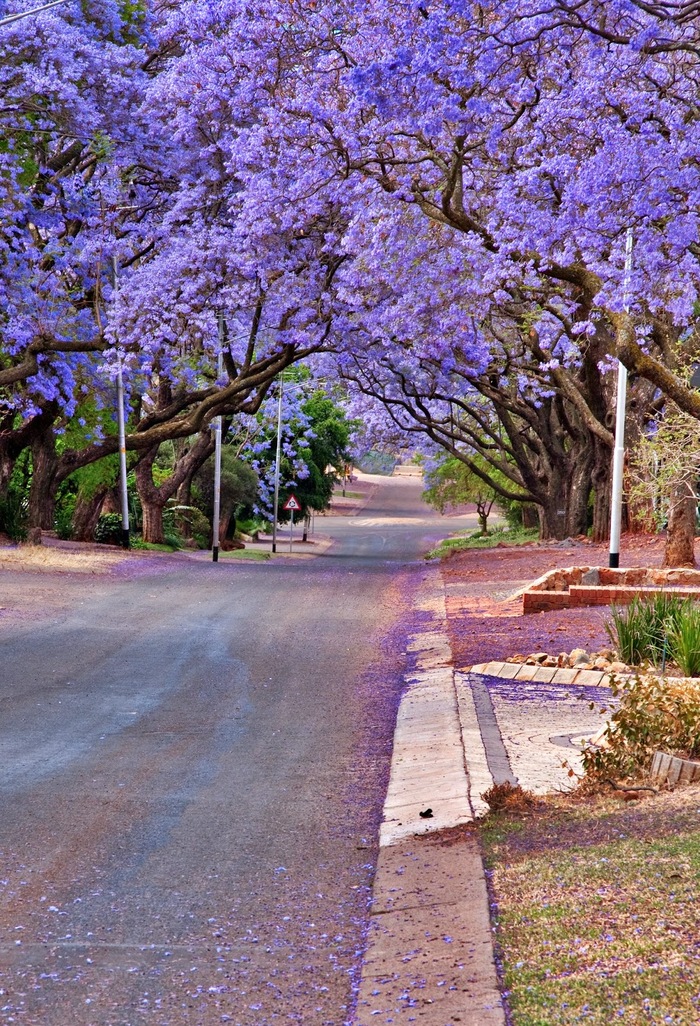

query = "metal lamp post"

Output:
[[609, 228, 634, 568], [212, 312, 225, 562], [0, 0, 69, 26], [271, 378, 283, 554], [3, 0, 129, 545], [111, 257, 130, 548]]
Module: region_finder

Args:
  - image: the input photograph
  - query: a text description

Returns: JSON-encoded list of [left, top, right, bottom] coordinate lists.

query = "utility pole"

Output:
[[112, 257, 130, 549], [212, 312, 225, 562], [271, 378, 283, 554], [0, 0, 69, 26], [609, 228, 634, 568]]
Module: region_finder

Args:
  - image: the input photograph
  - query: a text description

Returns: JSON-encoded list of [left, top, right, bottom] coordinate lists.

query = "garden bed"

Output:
[[523, 565, 700, 614]]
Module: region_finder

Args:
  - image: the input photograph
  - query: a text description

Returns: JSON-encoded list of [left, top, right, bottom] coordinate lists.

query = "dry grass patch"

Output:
[[0, 544, 128, 574], [480, 785, 700, 1024]]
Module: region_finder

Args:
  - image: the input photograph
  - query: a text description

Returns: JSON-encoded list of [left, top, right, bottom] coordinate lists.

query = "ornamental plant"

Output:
[[607, 596, 700, 677], [606, 594, 686, 668], [583, 673, 700, 781], [668, 604, 700, 679]]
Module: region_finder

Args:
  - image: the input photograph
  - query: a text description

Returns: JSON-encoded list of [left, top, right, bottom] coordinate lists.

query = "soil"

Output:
[[439, 533, 669, 669]]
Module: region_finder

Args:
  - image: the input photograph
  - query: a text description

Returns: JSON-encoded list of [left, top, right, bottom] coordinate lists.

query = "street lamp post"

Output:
[[0, 0, 70, 26], [111, 257, 130, 548], [609, 228, 634, 569], [212, 312, 225, 563], [3, 0, 130, 546], [271, 378, 283, 554]]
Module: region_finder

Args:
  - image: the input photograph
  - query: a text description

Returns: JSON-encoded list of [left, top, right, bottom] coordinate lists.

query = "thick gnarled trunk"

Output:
[[663, 478, 696, 568], [72, 484, 112, 542], [136, 432, 216, 544], [28, 429, 59, 537], [537, 451, 593, 540], [140, 500, 166, 545]]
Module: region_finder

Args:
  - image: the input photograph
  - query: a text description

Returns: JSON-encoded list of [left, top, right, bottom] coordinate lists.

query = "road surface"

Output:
[[0, 476, 476, 1025]]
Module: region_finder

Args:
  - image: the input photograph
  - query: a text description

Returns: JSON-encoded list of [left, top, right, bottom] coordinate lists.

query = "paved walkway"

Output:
[[353, 569, 505, 1025], [352, 572, 613, 1025]]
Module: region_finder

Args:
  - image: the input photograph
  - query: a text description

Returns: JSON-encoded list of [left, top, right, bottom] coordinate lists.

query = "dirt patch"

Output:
[[440, 534, 668, 670], [0, 542, 129, 575]]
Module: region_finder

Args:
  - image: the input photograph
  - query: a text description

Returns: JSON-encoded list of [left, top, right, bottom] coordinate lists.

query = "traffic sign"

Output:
[[283, 494, 301, 511]]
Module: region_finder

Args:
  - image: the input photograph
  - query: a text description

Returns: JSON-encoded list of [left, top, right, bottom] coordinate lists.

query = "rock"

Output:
[[581, 568, 600, 586], [593, 657, 611, 670], [588, 724, 611, 748], [608, 661, 629, 674], [624, 568, 649, 586], [532, 652, 549, 663], [570, 648, 590, 666]]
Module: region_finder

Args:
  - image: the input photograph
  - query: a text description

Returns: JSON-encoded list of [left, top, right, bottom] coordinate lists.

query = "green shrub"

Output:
[[354, 450, 397, 475], [236, 515, 265, 537], [170, 504, 210, 547], [0, 488, 27, 541], [94, 513, 123, 545], [668, 603, 700, 677], [606, 594, 686, 667], [54, 492, 76, 540], [583, 673, 700, 780]]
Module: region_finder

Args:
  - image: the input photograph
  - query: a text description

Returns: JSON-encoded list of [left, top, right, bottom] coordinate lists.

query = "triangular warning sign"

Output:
[[283, 494, 301, 511]]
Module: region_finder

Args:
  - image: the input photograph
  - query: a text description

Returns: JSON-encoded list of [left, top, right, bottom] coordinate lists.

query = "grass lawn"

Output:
[[479, 786, 700, 1025], [217, 548, 271, 560], [427, 525, 539, 559], [131, 540, 179, 552]]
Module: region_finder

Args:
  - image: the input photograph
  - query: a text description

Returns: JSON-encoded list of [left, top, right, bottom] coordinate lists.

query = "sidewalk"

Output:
[[352, 567, 610, 1025], [353, 568, 505, 1025]]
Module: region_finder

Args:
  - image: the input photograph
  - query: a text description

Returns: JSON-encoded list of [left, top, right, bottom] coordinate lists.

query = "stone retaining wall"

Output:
[[523, 566, 700, 614]]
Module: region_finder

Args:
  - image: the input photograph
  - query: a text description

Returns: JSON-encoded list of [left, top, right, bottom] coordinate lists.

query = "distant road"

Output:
[[0, 474, 477, 1025]]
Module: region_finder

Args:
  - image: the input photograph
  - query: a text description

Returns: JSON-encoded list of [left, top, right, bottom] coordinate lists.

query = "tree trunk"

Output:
[[590, 439, 614, 543], [141, 500, 166, 545], [28, 429, 59, 535], [538, 459, 592, 540], [72, 485, 111, 542], [136, 434, 215, 545], [663, 479, 696, 568], [135, 446, 167, 543], [521, 504, 539, 529], [219, 509, 232, 546], [0, 450, 13, 501]]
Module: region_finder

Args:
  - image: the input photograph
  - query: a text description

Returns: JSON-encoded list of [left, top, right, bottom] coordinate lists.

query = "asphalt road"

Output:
[[0, 476, 476, 1026]]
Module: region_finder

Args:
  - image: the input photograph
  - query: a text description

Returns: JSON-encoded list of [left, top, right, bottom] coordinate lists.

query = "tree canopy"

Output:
[[4, 1, 700, 549]]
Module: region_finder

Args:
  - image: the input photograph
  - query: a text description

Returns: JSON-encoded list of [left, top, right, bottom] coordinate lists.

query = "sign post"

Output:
[[283, 494, 301, 553]]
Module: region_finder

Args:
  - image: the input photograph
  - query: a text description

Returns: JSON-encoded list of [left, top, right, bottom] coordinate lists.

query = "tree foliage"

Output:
[[424, 455, 509, 534], [6, 2, 700, 556]]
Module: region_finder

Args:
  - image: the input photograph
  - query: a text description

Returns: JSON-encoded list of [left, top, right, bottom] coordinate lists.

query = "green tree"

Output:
[[286, 393, 352, 518], [423, 455, 510, 535], [196, 449, 259, 547]]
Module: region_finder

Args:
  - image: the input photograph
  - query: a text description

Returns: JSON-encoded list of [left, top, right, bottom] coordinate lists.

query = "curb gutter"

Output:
[[353, 568, 506, 1025]]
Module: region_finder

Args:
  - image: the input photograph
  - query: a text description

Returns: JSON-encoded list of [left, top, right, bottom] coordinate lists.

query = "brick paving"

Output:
[[458, 670, 611, 795]]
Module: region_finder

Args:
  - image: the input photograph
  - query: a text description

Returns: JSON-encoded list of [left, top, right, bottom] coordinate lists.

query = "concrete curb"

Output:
[[353, 569, 506, 1025], [470, 660, 614, 688]]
